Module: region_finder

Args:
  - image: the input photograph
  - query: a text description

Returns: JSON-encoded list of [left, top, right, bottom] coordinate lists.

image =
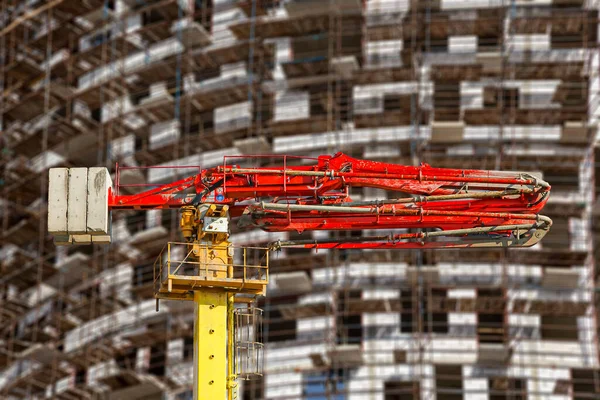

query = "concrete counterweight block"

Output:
[[67, 168, 88, 235], [87, 167, 112, 238], [48, 167, 113, 245], [48, 168, 68, 235]]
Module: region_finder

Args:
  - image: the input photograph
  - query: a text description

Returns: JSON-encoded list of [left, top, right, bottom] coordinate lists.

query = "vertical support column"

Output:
[[227, 245, 237, 400], [227, 293, 236, 400], [194, 290, 227, 400]]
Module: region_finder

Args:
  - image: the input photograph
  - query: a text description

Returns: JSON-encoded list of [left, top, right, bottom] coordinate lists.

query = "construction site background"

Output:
[[1, 0, 600, 399]]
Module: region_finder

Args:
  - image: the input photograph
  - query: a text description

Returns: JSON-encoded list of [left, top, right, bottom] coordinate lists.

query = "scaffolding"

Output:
[[0, 0, 600, 398]]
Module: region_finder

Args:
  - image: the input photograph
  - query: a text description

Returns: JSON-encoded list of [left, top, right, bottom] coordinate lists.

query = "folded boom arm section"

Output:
[[108, 153, 552, 249]]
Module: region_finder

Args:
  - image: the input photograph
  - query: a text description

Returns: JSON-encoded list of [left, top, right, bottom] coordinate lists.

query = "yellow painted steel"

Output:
[[227, 254, 236, 400], [153, 204, 269, 400], [180, 206, 196, 240], [227, 293, 236, 400], [192, 205, 234, 400], [193, 290, 227, 400]]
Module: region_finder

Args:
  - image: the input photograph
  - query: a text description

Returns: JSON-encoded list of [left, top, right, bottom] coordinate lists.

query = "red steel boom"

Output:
[[109, 153, 552, 249]]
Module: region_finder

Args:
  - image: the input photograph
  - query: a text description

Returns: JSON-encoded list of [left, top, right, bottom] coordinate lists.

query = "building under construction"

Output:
[[1, 0, 600, 398]]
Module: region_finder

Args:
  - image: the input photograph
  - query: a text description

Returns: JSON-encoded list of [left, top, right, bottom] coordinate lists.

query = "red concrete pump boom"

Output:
[[107, 153, 552, 250], [48, 153, 553, 400]]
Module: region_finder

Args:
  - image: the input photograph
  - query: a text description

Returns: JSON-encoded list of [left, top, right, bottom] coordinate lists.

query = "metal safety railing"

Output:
[[221, 153, 320, 201], [234, 306, 264, 380], [114, 163, 202, 197], [154, 242, 269, 298]]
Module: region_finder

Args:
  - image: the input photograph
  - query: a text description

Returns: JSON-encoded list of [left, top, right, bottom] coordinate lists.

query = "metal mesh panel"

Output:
[[234, 306, 264, 380]]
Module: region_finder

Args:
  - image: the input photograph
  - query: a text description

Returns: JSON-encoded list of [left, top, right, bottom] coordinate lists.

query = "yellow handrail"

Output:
[[155, 242, 270, 294]]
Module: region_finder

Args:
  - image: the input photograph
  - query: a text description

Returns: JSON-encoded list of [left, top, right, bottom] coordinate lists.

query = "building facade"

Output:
[[1, 0, 599, 398]]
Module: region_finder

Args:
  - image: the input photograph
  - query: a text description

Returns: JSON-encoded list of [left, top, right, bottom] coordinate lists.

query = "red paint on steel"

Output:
[[107, 153, 551, 246]]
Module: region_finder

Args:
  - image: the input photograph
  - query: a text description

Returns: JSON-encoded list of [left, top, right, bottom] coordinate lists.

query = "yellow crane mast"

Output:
[[157, 203, 268, 400]]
